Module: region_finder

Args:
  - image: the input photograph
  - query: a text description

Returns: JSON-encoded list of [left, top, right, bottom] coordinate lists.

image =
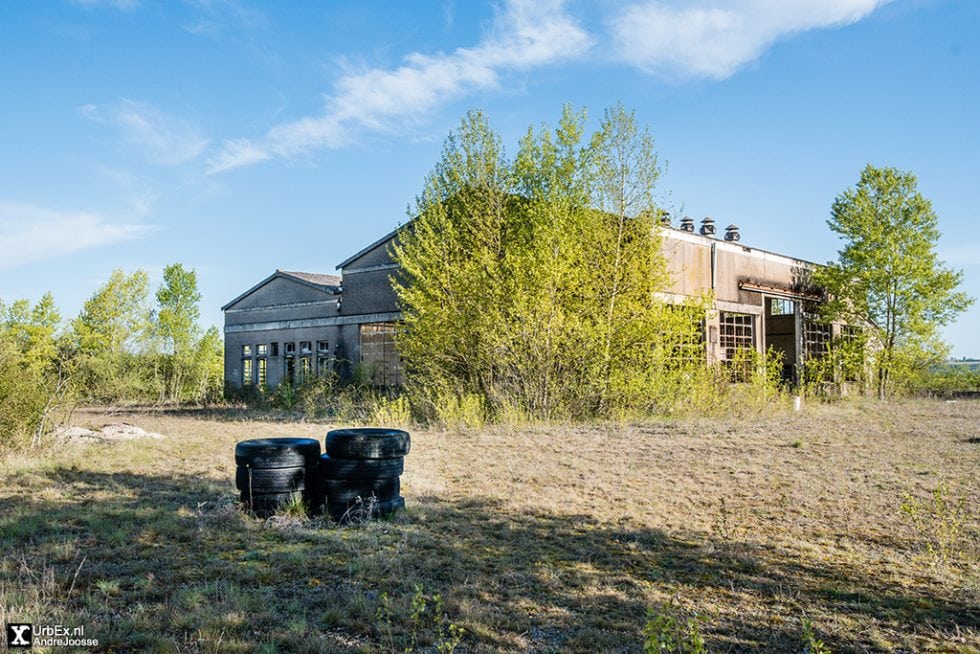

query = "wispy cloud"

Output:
[[0, 201, 151, 270], [80, 99, 209, 166], [939, 245, 980, 267], [610, 0, 891, 79], [70, 0, 140, 10], [207, 0, 592, 173], [182, 0, 267, 38]]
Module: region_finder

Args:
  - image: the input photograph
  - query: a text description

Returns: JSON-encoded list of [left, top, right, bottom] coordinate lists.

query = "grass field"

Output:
[[1, 399, 977, 653]]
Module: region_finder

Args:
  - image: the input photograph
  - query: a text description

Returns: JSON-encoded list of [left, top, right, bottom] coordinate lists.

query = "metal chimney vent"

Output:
[[724, 224, 740, 242], [679, 216, 695, 232], [699, 217, 716, 237], [658, 211, 671, 227]]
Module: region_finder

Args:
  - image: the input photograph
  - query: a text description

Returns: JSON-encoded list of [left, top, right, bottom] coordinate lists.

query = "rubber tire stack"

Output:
[[235, 438, 321, 517], [320, 428, 409, 522]]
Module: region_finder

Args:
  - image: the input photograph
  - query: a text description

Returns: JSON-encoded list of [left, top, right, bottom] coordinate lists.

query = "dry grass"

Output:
[[1, 399, 977, 652]]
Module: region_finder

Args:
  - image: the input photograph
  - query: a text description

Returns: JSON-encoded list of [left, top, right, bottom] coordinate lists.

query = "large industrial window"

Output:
[[360, 322, 402, 387], [317, 340, 330, 353], [318, 356, 332, 376], [241, 344, 252, 357], [719, 311, 754, 382], [665, 305, 705, 367], [300, 341, 312, 355], [242, 358, 253, 386], [257, 358, 267, 386], [270, 342, 279, 357], [803, 315, 832, 361], [256, 344, 268, 357], [299, 357, 312, 383]]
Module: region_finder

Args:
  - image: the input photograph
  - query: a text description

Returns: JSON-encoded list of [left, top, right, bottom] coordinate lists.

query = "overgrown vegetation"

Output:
[[393, 105, 740, 422], [0, 264, 222, 449]]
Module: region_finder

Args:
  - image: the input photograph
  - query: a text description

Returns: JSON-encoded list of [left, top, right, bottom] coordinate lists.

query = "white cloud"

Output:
[[207, 0, 592, 173], [0, 202, 150, 270], [610, 0, 891, 79], [81, 99, 209, 166]]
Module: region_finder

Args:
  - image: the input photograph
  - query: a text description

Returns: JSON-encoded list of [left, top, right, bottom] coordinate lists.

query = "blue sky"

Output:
[[1, 0, 978, 356]]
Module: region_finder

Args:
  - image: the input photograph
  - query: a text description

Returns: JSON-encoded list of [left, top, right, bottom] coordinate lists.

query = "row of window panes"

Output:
[[243, 341, 329, 358], [242, 355, 335, 386]]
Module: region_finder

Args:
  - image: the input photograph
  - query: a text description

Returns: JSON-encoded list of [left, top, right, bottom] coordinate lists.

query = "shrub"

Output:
[[900, 482, 969, 566], [643, 601, 706, 653]]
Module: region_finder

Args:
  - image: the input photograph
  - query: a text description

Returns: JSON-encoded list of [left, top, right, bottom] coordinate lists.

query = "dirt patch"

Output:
[[54, 422, 165, 445]]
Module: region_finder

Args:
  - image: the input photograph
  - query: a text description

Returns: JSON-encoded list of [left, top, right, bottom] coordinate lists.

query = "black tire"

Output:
[[319, 454, 404, 480], [329, 495, 405, 521], [235, 465, 315, 492], [326, 428, 410, 459], [235, 438, 320, 468], [323, 477, 400, 504]]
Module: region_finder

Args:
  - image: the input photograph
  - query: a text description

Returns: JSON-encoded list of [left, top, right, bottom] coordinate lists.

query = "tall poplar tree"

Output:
[[814, 164, 972, 399]]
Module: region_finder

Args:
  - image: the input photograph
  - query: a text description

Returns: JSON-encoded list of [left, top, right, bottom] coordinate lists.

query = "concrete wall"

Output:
[[224, 274, 345, 389]]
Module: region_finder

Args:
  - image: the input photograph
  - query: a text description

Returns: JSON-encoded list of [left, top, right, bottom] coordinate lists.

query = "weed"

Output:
[[95, 579, 122, 604], [801, 617, 831, 654], [370, 394, 413, 427], [374, 584, 464, 653], [900, 482, 968, 566], [643, 601, 706, 653], [279, 492, 309, 519], [712, 498, 744, 543]]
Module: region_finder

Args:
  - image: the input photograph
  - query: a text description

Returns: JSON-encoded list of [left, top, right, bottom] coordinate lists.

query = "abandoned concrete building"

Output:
[[223, 216, 842, 390]]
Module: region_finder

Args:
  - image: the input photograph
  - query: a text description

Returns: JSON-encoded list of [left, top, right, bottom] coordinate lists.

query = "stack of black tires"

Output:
[[319, 428, 409, 522], [235, 437, 320, 517]]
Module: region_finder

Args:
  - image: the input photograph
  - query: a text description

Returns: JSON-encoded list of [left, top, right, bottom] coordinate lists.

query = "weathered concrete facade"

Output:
[[223, 271, 343, 389], [224, 216, 834, 390]]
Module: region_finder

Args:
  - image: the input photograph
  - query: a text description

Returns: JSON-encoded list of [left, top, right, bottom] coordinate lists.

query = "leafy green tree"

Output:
[[190, 326, 224, 404], [2, 292, 61, 372], [71, 269, 154, 402], [0, 294, 73, 447], [586, 103, 675, 413], [814, 164, 973, 399], [155, 263, 203, 401], [392, 109, 510, 413], [393, 105, 698, 420], [156, 263, 202, 356]]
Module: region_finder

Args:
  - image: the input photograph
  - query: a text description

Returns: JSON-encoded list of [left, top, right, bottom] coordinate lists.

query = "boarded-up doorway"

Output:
[[359, 322, 402, 387]]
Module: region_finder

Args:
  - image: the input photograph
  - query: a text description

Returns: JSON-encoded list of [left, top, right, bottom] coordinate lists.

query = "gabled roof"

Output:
[[278, 270, 342, 287], [335, 223, 411, 270], [221, 269, 341, 311]]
